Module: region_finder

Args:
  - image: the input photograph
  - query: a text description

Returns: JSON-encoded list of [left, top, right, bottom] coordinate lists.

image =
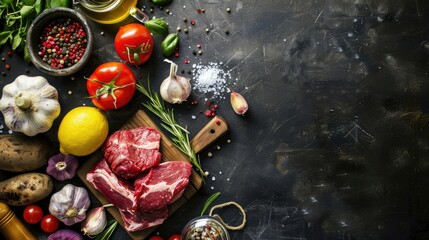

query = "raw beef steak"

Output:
[[119, 207, 168, 232], [86, 159, 136, 212], [104, 127, 162, 179], [134, 161, 192, 212]]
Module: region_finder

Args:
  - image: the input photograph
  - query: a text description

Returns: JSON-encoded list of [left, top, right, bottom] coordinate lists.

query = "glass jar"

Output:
[[73, 0, 147, 24], [181, 216, 230, 240]]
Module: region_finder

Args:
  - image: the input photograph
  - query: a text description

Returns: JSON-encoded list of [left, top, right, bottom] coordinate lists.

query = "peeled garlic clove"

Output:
[[81, 206, 108, 237], [230, 91, 249, 115]]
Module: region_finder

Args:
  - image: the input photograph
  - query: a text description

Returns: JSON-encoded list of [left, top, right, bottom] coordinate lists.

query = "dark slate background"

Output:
[[2, 0, 429, 239]]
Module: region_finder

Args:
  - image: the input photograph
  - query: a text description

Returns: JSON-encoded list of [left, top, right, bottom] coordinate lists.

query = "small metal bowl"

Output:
[[181, 216, 231, 240], [26, 7, 93, 77]]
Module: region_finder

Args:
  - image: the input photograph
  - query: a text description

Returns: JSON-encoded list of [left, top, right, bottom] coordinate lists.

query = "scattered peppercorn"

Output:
[[187, 70, 192, 74], [1, 57, 5, 62], [216, 120, 221, 125], [38, 17, 87, 69], [181, 70, 185, 74], [1, 71, 5, 76], [197, 44, 201, 48], [184, 28, 188, 33], [25, 69, 30, 73], [5, 64, 10, 70], [184, 59, 189, 64], [190, 19, 195, 25], [226, 7, 231, 13], [175, 52, 180, 58], [198, 50, 203, 55], [192, 50, 197, 56], [197, 8, 201, 13], [205, 28, 210, 33], [183, 18, 188, 22], [165, 9, 170, 14], [225, 29, 230, 35], [176, 27, 181, 32], [7, 51, 12, 57], [202, 9, 205, 13]]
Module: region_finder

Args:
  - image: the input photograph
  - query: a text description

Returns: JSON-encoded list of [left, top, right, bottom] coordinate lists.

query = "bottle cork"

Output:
[[0, 202, 36, 240]]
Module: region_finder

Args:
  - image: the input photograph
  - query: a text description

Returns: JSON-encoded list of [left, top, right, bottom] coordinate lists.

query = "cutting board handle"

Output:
[[191, 116, 229, 154]]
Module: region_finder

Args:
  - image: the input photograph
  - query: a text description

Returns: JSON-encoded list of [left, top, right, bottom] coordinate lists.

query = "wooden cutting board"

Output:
[[77, 110, 228, 240]]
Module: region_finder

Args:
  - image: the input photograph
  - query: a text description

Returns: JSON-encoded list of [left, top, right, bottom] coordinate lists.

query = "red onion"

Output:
[[46, 153, 79, 181], [47, 229, 83, 240]]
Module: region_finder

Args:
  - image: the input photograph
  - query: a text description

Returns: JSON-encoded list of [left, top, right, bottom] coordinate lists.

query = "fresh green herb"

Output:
[[201, 192, 221, 216], [0, 0, 70, 63], [136, 82, 205, 177], [95, 219, 117, 240], [161, 33, 179, 57], [145, 18, 169, 35]]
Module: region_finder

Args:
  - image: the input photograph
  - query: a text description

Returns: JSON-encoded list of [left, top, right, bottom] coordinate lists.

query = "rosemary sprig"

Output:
[[95, 220, 117, 240], [136, 82, 205, 178], [201, 192, 221, 216]]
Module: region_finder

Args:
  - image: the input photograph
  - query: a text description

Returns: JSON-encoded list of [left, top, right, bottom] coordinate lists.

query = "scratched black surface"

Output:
[[2, 0, 429, 239]]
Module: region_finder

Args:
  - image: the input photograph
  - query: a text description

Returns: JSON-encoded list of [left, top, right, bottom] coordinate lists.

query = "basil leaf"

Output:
[[47, 0, 70, 8], [0, 31, 12, 46], [12, 32, 22, 50], [145, 18, 169, 35], [23, 0, 36, 5], [161, 33, 179, 57], [20, 6, 34, 18], [35, 0, 43, 14]]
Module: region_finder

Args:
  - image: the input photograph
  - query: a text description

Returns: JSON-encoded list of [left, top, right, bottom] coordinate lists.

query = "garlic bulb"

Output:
[[160, 59, 191, 104], [0, 75, 61, 136], [49, 184, 91, 226]]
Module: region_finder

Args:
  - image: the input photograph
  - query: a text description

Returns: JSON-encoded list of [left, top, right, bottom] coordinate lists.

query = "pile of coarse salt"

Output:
[[192, 62, 233, 99]]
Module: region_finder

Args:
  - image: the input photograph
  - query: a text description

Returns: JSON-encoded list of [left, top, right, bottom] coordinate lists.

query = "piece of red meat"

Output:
[[86, 159, 136, 212], [134, 161, 192, 212], [104, 127, 162, 179], [119, 207, 168, 232]]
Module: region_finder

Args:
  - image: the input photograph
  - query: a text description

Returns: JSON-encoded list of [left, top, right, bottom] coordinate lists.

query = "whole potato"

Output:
[[0, 173, 53, 206], [0, 134, 53, 172]]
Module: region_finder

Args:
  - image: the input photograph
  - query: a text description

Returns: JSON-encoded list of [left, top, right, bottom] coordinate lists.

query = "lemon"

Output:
[[58, 106, 109, 156]]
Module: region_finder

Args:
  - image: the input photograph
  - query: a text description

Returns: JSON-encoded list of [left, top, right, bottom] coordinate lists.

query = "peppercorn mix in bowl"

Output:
[[27, 7, 93, 77]]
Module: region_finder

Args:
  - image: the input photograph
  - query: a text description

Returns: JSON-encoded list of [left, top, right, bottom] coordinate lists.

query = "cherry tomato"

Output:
[[23, 205, 43, 224], [149, 236, 164, 240], [114, 23, 154, 65], [168, 234, 181, 240], [40, 214, 59, 233], [86, 62, 136, 110]]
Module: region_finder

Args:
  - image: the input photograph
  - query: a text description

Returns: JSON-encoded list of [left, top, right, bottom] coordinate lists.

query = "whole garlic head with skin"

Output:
[[49, 184, 91, 226], [0, 75, 61, 136], [160, 59, 191, 104]]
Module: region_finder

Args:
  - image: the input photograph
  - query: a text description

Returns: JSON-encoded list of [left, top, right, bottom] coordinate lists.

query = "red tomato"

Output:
[[114, 23, 154, 65], [23, 205, 43, 224], [40, 214, 59, 233], [87, 62, 136, 110], [168, 234, 181, 240], [149, 236, 164, 240]]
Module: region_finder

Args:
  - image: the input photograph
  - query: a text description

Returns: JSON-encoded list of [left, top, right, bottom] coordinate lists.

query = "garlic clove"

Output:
[[81, 206, 107, 237], [230, 91, 249, 115]]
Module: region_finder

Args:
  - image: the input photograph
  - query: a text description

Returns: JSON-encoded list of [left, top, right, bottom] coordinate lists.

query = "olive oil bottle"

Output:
[[74, 0, 138, 24]]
